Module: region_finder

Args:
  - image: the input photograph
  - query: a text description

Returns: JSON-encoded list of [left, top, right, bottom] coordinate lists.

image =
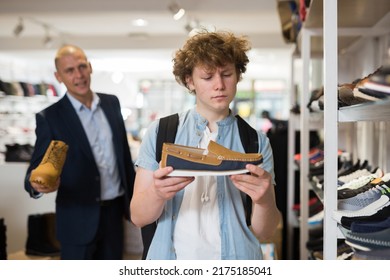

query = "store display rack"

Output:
[[290, 0, 390, 260]]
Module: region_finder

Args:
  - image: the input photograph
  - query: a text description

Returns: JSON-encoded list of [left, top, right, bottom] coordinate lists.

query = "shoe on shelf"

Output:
[[358, 65, 390, 95], [338, 168, 383, 190], [337, 184, 390, 211], [338, 177, 382, 199], [338, 85, 371, 107], [333, 195, 390, 223], [345, 227, 390, 252], [5, 143, 34, 162], [351, 217, 390, 234], [293, 196, 323, 217], [25, 213, 60, 257], [161, 140, 263, 176], [308, 210, 324, 228], [307, 88, 324, 111], [352, 248, 390, 260], [356, 87, 389, 99], [337, 159, 361, 177], [311, 241, 354, 260], [340, 203, 390, 230], [29, 140, 68, 188], [352, 86, 381, 102]]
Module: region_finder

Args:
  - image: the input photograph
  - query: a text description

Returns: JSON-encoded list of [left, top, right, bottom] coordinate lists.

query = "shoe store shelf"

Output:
[[295, 0, 390, 260], [297, 0, 390, 56], [338, 99, 390, 122], [287, 111, 324, 259], [0, 95, 59, 153]]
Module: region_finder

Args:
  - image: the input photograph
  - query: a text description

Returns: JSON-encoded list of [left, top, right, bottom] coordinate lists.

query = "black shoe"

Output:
[[351, 217, 390, 233], [345, 227, 390, 251], [0, 218, 7, 260], [5, 144, 34, 162], [340, 204, 390, 230], [25, 213, 60, 257]]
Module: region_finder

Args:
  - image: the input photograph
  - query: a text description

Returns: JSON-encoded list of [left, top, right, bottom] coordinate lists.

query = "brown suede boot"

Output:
[[29, 140, 68, 188]]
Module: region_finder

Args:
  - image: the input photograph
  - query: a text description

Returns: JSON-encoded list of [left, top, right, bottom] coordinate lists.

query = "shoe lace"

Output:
[[42, 142, 66, 169]]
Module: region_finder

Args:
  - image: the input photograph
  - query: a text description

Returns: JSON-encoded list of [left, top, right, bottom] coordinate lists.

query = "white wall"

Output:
[[0, 163, 56, 253]]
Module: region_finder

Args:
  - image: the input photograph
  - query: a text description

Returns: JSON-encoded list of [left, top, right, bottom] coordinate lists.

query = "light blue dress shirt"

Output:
[[135, 108, 275, 259], [66, 92, 122, 200]]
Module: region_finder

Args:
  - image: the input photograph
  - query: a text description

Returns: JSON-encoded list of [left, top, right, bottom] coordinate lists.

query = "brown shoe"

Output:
[[161, 140, 263, 176], [29, 140, 68, 187]]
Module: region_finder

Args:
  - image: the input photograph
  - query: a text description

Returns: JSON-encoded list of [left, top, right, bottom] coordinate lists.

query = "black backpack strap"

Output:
[[156, 113, 179, 163], [236, 114, 258, 154], [141, 113, 179, 260], [235, 115, 259, 226]]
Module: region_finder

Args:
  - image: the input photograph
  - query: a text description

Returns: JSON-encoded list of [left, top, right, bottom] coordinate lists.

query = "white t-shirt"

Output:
[[173, 127, 221, 259]]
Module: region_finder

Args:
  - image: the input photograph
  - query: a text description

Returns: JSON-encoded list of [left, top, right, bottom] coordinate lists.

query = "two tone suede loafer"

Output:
[[161, 140, 263, 176]]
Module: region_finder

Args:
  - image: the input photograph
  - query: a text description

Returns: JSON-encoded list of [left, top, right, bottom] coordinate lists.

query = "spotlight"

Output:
[[43, 35, 53, 47], [168, 2, 185, 21], [13, 17, 24, 37], [43, 25, 53, 47], [184, 19, 200, 35]]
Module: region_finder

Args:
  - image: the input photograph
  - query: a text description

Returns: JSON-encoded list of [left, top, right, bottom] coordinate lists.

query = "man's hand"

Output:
[[30, 177, 60, 193]]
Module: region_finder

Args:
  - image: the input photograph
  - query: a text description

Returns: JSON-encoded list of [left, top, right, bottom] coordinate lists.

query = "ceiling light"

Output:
[[111, 71, 124, 84], [168, 2, 185, 21], [132, 18, 148, 27], [13, 17, 24, 37], [43, 35, 53, 48], [185, 19, 200, 34], [43, 25, 53, 48]]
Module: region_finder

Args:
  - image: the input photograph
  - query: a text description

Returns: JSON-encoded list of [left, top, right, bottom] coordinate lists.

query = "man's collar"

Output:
[[66, 92, 100, 111]]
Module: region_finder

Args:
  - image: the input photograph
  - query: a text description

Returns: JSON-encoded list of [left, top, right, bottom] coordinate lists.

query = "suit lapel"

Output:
[[98, 94, 124, 164], [58, 96, 96, 162], [99, 94, 120, 145]]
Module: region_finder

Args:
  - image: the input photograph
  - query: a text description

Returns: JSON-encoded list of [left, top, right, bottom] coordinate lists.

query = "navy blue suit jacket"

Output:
[[25, 93, 135, 245]]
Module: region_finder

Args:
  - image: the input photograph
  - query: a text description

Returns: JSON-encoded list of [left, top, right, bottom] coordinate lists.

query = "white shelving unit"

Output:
[[0, 95, 59, 153], [293, 0, 390, 260]]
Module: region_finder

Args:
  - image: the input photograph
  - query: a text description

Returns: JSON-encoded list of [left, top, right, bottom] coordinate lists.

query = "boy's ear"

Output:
[[185, 75, 194, 91]]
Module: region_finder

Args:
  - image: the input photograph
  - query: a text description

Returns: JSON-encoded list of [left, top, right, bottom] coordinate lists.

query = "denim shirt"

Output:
[[135, 108, 275, 260]]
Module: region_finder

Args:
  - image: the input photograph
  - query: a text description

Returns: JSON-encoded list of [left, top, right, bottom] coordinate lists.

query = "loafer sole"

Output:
[[168, 163, 263, 177]]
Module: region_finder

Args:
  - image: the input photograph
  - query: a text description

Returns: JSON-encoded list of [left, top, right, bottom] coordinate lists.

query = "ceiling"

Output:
[[0, 0, 295, 83], [0, 0, 290, 51]]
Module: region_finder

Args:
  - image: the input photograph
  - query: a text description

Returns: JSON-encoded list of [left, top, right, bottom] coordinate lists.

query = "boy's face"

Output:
[[186, 63, 238, 115]]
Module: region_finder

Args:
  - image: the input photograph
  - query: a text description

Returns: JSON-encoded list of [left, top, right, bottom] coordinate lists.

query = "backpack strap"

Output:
[[235, 114, 259, 226], [235, 114, 259, 153], [156, 113, 179, 163], [141, 113, 179, 260]]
